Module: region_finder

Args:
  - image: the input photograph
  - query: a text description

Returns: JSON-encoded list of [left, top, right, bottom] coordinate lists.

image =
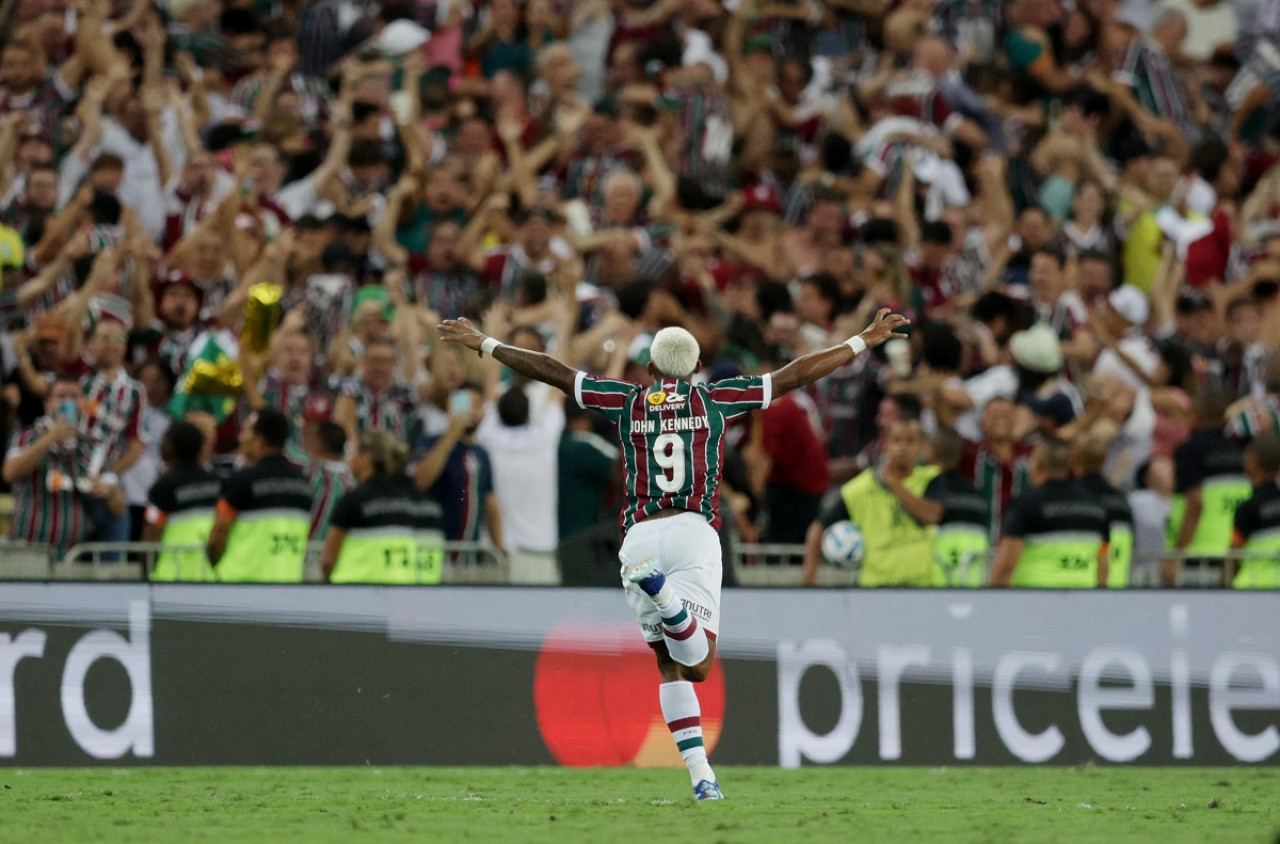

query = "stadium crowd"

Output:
[[1, 0, 1279, 587]]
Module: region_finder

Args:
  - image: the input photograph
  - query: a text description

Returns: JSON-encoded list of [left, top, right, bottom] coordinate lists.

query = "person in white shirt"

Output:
[[1128, 456, 1175, 585], [947, 323, 1082, 440], [121, 359, 174, 539], [1093, 285, 1163, 390], [1092, 284, 1162, 453], [1156, 0, 1237, 60], [475, 385, 566, 584], [59, 90, 188, 239]]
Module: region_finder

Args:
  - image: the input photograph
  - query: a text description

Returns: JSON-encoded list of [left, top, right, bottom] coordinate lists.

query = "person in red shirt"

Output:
[[1183, 137, 1243, 288], [905, 220, 959, 316], [758, 388, 830, 543]]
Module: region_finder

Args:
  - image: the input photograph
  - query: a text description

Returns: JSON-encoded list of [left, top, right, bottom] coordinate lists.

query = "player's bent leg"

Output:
[[623, 560, 710, 667], [626, 518, 724, 800], [675, 634, 717, 683], [648, 636, 717, 682], [657, 594, 709, 667], [648, 640, 723, 801]]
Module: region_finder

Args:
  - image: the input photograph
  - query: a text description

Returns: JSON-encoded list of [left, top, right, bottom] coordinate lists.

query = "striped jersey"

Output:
[[308, 457, 356, 540], [1112, 38, 1190, 127], [81, 368, 145, 474], [962, 438, 1035, 543], [1226, 394, 1280, 442], [663, 86, 733, 201], [338, 377, 420, 442], [574, 372, 772, 532], [6, 420, 93, 555], [257, 371, 317, 454], [130, 321, 200, 376]]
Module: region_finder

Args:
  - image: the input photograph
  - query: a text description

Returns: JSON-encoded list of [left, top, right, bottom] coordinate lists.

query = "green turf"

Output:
[[1, 766, 1277, 843]]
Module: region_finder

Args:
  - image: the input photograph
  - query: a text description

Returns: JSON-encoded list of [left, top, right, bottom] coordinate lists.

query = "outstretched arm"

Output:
[[770, 309, 909, 396], [438, 318, 579, 395]]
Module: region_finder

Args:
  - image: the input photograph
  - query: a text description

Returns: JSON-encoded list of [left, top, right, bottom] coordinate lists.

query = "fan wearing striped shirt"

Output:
[[438, 308, 909, 801]]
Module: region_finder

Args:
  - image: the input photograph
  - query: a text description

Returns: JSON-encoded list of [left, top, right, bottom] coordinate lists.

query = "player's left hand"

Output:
[[859, 308, 911, 348], [438, 317, 486, 352]]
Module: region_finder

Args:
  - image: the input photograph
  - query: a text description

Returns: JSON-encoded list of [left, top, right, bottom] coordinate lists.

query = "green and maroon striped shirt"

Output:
[[6, 420, 93, 556], [308, 458, 356, 540], [961, 438, 1035, 543], [574, 372, 772, 532]]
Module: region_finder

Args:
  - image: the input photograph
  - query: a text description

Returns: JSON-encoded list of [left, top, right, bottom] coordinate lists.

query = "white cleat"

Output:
[[621, 556, 662, 584]]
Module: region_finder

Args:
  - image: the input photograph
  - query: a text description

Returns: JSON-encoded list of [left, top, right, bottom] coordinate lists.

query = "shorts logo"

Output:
[[682, 599, 711, 621], [647, 392, 666, 405]]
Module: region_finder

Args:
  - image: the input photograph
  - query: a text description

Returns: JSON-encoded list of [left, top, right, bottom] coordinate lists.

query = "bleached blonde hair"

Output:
[[649, 327, 700, 379]]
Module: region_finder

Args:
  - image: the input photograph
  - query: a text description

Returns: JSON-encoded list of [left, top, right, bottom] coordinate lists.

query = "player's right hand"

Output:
[[437, 318, 486, 352], [859, 309, 911, 348]]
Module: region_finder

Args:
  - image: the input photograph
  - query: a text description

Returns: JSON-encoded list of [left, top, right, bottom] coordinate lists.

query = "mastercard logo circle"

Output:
[[533, 621, 725, 767]]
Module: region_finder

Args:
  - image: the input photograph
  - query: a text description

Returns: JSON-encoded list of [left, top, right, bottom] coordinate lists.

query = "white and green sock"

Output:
[[654, 591, 708, 666], [660, 680, 715, 786]]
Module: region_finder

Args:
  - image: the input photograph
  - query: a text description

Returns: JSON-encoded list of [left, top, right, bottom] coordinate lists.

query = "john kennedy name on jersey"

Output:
[[630, 416, 709, 434]]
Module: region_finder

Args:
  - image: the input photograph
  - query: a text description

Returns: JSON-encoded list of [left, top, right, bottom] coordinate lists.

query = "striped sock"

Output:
[[655, 593, 708, 667], [660, 680, 715, 786]]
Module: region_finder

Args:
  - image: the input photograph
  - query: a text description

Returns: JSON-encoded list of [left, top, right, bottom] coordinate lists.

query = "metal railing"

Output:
[[0, 542, 57, 580], [0, 539, 1273, 587], [728, 544, 1278, 589], [0, 540, 507, 584]]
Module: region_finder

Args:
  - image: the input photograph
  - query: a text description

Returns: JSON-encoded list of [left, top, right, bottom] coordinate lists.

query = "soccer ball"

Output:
[[821, 521, 864, 568]]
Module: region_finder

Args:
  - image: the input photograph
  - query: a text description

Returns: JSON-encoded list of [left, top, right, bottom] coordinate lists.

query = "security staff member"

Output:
[[921, 428, 990, 587], [1072, 432, 1134, 588], [1229, 435, 1280, 589], [1165, 393, 1249, 585], [990, 437, 1109, 588], [320, 430, 447, 584], [803, 418, 940, 587], [142, 421, 221, 581], [206, 407, 313, 582]]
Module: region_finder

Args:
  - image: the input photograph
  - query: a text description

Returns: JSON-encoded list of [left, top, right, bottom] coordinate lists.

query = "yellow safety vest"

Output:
[[840, 466, 940, 587], [331, 528, 445, 584], [152, 509, 216, 582], [217, 508, 310, 582]]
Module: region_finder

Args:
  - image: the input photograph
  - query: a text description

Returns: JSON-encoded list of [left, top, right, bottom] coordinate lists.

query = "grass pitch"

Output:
[[2, 766, 1277, 843]]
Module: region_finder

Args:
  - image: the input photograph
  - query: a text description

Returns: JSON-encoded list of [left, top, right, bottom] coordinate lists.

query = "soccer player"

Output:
[[438, 308, 909, 800]]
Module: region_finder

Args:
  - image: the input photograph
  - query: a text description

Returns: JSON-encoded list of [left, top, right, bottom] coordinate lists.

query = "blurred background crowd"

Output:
[[2, 0, 1280, 586]]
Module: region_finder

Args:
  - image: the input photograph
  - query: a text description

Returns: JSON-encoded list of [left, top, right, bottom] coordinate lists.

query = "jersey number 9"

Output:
[[652, 433, 686, 494]]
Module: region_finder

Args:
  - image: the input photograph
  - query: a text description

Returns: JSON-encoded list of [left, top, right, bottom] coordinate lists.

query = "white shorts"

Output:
[[619, 512, 723, 643]]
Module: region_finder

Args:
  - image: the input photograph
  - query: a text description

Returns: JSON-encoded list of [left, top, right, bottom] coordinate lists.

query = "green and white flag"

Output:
[[169, 328, 242, 423]]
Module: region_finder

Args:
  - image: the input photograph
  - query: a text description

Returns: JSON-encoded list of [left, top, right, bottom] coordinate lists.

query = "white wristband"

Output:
[[480, 337, 502, 357], [845, 335, 867, 356]]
